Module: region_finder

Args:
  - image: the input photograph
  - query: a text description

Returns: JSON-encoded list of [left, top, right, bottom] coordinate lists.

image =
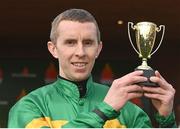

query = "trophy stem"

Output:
[[137, 58, 152, 70], [142, 58, 148, 67]]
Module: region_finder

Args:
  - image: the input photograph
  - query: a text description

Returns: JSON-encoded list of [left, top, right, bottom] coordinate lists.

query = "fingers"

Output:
[[143, 73, 175, 100], [126, 85, 144, 99], [149, 71, 173, 90], [115, 70, 147, 86], [125, 84, 143, 93], [128, 92, 143, 100], [143, 92, 165, 101], [143, 89, 175, 105], [143, 71, 175, 105], [155, 70, 165, 81], [104, 71, 146, 111], [142, 87, 166, 95], [125, 70, 144, 79]]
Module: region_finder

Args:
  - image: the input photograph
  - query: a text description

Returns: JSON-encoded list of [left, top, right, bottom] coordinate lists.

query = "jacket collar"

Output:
[[55, 76, 93, 100]]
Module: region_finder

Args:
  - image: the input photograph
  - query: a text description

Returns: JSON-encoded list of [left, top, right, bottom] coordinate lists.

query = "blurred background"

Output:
[[0, 0, 179, 127]]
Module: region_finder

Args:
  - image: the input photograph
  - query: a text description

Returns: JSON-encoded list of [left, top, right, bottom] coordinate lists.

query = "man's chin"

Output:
[[73, 74, 89, 81]]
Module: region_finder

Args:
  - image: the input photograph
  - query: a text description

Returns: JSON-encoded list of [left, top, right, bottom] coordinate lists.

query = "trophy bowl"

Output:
[[128, 21, 165, 86]]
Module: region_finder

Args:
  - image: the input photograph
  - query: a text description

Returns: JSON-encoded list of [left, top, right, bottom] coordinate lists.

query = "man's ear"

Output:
[[47, 41, 58, 59], [96, 41, 103, 58]]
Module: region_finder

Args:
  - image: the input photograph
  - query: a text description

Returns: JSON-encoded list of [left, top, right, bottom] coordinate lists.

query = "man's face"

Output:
[[50, 20, 102, 81]]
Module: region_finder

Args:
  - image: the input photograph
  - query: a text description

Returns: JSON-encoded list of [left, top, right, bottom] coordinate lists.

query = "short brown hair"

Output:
[[50, 9, 101, 43]]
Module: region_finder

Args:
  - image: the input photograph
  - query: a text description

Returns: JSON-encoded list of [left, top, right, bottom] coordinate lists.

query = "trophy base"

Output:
[[135, 68, 159, 87]]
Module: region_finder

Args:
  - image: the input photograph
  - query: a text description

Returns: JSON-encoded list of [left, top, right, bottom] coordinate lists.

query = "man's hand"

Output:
[[142, 71, 175, 117], [104, 71, 147, 111]]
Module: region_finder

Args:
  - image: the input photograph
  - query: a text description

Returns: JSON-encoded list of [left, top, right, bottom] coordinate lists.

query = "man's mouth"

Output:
[[71, 62, 87, 68]]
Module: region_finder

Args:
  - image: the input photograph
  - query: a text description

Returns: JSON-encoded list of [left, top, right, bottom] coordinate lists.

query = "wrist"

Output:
[[158, 109, 173, 117], [93, 101, 120, 122], [155, 112, 177, 128]]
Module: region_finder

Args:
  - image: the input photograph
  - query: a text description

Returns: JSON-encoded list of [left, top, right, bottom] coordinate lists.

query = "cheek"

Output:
[[57, 51, 71, 66], [88, 53, 97, 64], [92, 51, 99, 59], [57, 47, 72, 58], [88, 48, 99, 57], [87, 53, 96, 62]]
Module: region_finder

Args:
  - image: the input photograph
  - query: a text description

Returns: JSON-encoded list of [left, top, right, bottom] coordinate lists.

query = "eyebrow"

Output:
[[64, 37, 96, 42], [83, 39, 95, 42]]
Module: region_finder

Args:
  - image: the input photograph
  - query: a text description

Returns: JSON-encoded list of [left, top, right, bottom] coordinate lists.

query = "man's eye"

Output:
[[84, 40, 93, 46], [65, 40, 76, 45]]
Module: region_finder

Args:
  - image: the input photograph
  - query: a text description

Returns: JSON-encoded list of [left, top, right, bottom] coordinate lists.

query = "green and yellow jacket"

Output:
[[8, 76, 176, 128]]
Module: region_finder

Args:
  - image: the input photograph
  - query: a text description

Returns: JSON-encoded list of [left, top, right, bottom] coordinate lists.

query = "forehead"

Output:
[[57, 20, 97, 37]]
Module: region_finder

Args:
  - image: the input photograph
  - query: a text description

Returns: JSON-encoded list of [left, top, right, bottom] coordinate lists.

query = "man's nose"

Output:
[[75, 43, 86, 57]]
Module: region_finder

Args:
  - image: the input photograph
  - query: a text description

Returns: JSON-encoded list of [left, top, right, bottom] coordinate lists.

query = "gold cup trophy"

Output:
[[128, 22, 165, 86]]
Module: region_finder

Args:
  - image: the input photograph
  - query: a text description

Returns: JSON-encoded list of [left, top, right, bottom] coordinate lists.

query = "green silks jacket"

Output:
[[8, 76, 176, 128]]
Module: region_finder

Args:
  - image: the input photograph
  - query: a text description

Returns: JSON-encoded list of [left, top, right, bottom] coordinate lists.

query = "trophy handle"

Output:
[[150, 25, 165, 56], [128, 22, 140, 55]]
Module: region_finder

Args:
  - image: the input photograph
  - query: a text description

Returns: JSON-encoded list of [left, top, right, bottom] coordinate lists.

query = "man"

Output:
[[8, 9, 176, 128]]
